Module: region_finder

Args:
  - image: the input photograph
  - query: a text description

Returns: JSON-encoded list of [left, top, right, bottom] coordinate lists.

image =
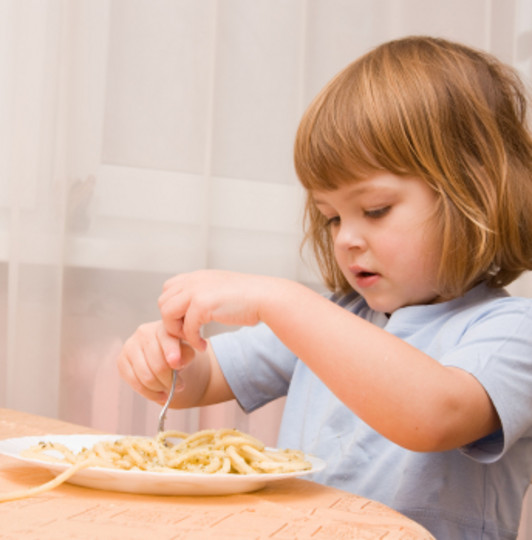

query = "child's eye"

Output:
[[364, 206, 391, 219], [325, 216, 340, 227]]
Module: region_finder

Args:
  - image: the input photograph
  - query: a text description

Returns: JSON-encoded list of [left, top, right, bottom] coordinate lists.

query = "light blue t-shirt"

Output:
[[210, 283, 532, 539]]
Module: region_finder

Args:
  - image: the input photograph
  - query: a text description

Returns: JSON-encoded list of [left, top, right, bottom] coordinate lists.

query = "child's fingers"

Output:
[[158, 288, 190, 338], [181, 306, 208, 351], [155, 324, 189, 370], [158, 277, 188, 316], [117, 341, 167, 404], [159, 293, 205, 350], [120, 322, 174, 393]]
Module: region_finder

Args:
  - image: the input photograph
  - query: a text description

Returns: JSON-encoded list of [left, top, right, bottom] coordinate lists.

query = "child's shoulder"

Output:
[[465, 284, 532, 314], [442, 284, 532, 338]]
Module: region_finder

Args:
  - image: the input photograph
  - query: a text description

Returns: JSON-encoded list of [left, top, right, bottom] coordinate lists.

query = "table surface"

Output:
[[0, 408, 435, 539]]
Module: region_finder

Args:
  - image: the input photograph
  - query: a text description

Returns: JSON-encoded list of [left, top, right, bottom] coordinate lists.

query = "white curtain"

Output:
[[2, 0, 532, 531]]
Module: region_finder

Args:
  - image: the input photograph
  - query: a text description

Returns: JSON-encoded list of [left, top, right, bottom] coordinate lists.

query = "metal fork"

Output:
[[157, 369, 178, 434]]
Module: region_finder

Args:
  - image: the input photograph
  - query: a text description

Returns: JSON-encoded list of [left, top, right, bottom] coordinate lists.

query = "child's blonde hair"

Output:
[[294, 36, 532, 299]]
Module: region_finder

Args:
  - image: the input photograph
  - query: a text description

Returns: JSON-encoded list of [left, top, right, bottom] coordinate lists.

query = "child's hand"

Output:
[[117, 320, 192, 404], [158, 270, 272, 350]]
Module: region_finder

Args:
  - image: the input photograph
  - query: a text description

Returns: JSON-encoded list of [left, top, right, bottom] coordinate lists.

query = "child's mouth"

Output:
[[354, 270, 380, 287]]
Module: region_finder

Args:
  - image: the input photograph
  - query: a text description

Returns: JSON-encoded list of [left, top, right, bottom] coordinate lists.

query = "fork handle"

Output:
[[157, 369, 178, 433]]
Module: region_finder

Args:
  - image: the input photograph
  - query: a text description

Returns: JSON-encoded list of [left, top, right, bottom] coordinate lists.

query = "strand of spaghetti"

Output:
[[214, 436, 263, 451], [226, 445, 256, 474], [0, 458, 97, 503], [156, 430, 189, 446], [239, 444, 270, 462], [171, 429, 216, 451]]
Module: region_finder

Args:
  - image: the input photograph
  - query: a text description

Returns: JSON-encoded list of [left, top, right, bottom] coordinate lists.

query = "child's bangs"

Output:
[[294, 64, 416, 191]]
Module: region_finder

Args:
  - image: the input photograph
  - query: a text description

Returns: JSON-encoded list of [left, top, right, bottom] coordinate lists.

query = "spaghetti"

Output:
[[0, 428, 312, 502]]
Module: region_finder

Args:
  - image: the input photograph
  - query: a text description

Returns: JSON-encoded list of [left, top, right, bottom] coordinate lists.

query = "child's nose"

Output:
[[334, 224, 366, 251]]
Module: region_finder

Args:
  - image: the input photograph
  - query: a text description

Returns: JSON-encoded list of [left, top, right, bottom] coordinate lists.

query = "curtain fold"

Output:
[[2, 0, 68, 417]]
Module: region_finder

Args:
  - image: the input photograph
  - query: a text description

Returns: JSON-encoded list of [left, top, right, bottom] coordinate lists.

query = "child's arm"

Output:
[[117, 320, 234, 408], [159, 270, 501, 452]]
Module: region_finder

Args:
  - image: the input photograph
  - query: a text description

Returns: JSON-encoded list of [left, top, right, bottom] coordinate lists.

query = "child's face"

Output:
[[313, 172, 442, 313]]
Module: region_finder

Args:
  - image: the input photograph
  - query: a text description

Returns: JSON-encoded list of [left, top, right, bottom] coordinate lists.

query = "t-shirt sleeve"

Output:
[[441, 301, 532, 463], [210, 323, 297, 413]]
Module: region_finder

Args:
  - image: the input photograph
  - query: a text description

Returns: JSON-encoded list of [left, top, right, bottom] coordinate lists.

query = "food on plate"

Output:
[[0, 428, 312, 502]]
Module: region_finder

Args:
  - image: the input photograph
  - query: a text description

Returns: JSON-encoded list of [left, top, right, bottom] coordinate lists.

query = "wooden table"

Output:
[[0, 408, 434, 539]]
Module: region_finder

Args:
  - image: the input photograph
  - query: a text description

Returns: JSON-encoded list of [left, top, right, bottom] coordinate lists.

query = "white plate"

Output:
[[0, 434, 326, 496]]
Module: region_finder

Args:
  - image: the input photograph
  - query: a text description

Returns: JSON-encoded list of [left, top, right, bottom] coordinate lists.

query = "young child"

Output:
[[118, 36, 532, 539]]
